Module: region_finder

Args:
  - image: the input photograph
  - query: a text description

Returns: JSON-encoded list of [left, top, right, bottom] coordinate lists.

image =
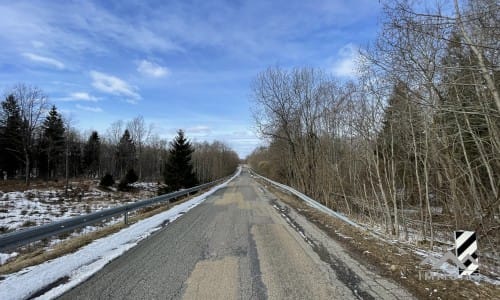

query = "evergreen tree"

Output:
[[378, 82, 420, 160], [116, 129, 135, 177], [83, 131, 100, 177], [40, 105, 65, 179], [440, 31, 496, 186], [377, 82, 424, 204], [0, 94, 24, 177], [163, 130, 198, 192], [118, 168, 139, 191], [100, 173, 114, 187], [68, 135, 84, 177]]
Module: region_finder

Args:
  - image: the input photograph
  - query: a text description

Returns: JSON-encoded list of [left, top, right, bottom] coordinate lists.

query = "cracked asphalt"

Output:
[[58, 169, 414, 299]]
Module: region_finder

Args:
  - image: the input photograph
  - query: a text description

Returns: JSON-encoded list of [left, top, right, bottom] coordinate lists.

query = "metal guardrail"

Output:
[[0, 178, 227, 252], [248, 169, 364, 230], [249, 169, 448, 243]]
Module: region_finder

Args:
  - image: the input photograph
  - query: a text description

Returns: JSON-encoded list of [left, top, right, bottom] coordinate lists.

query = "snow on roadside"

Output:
[[0, 168, 241, 300]]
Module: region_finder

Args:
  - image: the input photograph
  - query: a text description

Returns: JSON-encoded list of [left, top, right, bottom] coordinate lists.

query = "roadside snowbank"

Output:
[[0, 168, 240, 300]]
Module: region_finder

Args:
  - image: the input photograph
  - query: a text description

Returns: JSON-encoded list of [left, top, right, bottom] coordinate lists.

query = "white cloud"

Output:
[[22, 52, 65, 69], [137, 60, 169, 78], [71, 92, 98, 101], [90, 71, 140, 101], [187, 125, 211, 136], [331, 43, 359, 78], [76, 104, 103, 113], [58, 92, 99, 102]]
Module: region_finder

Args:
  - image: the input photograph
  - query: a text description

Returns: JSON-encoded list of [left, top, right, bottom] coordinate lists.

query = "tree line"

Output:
[[0, 84, 239, 189], [248, 0, 499, 248]]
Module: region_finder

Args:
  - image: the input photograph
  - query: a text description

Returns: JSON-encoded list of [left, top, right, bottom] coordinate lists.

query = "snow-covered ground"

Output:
[[0, 168, 240, 300], [0, 183, 159, 233]]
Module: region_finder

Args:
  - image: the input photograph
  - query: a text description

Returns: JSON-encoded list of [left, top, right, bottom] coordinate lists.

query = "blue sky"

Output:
[[0, 0, 381, 157]]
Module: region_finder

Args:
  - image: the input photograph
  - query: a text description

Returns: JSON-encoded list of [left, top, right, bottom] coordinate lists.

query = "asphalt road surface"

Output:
[[59, 169, 414, 299]]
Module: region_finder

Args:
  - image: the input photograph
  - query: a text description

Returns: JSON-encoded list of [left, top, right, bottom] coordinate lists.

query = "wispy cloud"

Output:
[[58, 92, 99, 102], [22, 52, 65, 69], [331, 43, 359, 78], [0, 2, 180, 57], [90, 71, 140, 101], [137, 60, 169, 78], [187, 125, 211, 136], [76, 104, 103, 113]]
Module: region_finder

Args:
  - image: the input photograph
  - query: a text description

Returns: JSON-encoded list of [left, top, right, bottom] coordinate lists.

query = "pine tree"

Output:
[[0, 94, 24, 177], [116, 129, 135, 177], [83, 131, 101, 177], [163, 130, 198, 192], [40, 105, 65, 179]]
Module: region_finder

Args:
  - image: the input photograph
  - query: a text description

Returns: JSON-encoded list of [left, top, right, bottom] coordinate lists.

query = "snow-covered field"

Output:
[[0, 169, 240, 300], [0, 181, 162, 269], [0, 183, 159, 233]]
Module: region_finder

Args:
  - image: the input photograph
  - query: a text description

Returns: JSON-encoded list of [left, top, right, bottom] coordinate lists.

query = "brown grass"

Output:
[[0, 178, 75, 193]]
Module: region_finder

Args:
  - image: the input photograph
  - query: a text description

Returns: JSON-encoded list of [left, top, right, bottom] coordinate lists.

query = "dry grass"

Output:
[[262, 182, 500, 300], [0, 190, 204, 277], [0, 178, 75, 193], [0, 222, 127, 276]]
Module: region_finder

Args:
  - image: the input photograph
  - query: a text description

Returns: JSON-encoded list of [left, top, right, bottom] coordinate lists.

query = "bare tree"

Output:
[[10, 84, 49, 185], [127, 115, 152, 179], [192, 141, 239, 183], [106, 120, 124, 145]]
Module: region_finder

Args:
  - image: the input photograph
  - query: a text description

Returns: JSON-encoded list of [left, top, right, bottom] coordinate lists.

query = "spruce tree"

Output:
[[163, 130, 198, 192], [116, 129, 135, 177], [0, 94, 24, 177], [67, 134, 84, 177], [83, 131, 101, 177], [40, 105, 65, 179]]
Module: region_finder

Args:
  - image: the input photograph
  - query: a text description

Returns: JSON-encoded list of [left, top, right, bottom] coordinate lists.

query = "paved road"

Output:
[[59, 169, 414, 299]]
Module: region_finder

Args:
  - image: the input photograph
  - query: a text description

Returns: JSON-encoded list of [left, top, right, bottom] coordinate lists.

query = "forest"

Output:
[[247, 0, 499, 252], [0, 84, 239, 188]]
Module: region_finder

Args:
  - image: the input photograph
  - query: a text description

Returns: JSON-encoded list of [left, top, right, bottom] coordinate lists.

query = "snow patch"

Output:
[[0, 252, 18, 265]]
